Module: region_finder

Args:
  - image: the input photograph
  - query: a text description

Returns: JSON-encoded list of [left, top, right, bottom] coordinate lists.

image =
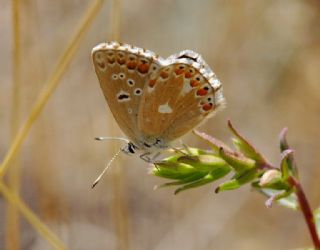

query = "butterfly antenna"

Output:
[[95, 137, 129, 143], [91, 149, 122, 189]]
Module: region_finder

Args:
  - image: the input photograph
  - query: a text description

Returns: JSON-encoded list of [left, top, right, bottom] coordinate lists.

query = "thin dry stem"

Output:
[[107, 1, 130, 250], [5, 0, 22, 249], [0, 182, 67, 250], [1, 0, 104, 249], [0, 0, 105, 177]]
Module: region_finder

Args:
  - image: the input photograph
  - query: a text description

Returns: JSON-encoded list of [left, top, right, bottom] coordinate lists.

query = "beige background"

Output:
[[1, 0, 320, 249]]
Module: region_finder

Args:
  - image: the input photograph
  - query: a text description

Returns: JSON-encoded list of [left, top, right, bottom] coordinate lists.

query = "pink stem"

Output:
[[288, 176, 320, 249]]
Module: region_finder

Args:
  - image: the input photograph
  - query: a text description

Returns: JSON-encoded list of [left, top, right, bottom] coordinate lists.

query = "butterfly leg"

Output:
[[140, 151, 162, 163], [139, 152, 152, 163], [151, 152, 161, 162]]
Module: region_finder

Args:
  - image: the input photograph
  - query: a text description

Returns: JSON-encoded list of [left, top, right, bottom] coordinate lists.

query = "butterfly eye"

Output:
[[127, 79, 135, 86], [134, 88, 143, 96]]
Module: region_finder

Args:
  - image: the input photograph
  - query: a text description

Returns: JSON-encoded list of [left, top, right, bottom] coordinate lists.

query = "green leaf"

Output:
[[175, 166, 231, 194], [216, 168, 259, 193], [228, 120, 268, 165], [314, 207, 320, 236]]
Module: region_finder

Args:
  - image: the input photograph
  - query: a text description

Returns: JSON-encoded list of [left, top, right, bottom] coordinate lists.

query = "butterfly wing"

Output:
[[138, 50, 224, 143], [92, 42, 161, 146]]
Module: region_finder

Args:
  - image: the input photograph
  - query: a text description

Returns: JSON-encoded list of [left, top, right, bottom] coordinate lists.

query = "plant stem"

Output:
[[288, 176, 320, 249]]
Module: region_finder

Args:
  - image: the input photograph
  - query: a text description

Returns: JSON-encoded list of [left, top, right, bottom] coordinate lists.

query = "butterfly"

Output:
[[92, 41, 225, 163]]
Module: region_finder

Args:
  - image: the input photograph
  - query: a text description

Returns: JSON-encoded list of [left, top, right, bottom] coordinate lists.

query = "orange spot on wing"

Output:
[[138, 63, 149, 74], [202, 103, 213, 111], [117, 58, 126, 65], [174, 68, 185, 75], [148, 79, 157, 87], [160, 71, 169, 79], [190, 79, 200, 87], [184, 71, 193, 78], [196, 88, 208, 96], [107, 58, 115, 64], [127, 61, 137, 69], [98, 62, 105, 68]]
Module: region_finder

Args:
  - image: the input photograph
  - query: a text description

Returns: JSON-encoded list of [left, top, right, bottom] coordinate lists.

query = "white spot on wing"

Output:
[[181, 79, 193, 95], [158, 103, 172, 113]]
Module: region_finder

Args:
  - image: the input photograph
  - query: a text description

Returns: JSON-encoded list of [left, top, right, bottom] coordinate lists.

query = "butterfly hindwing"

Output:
[[138, 61, 223, 142]]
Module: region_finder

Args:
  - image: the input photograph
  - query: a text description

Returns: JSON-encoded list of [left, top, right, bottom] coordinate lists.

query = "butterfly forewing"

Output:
[[92, 43, 160, 145]]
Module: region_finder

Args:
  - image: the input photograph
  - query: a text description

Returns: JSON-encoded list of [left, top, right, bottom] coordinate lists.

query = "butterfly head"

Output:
[[121, 141, 138, 155]]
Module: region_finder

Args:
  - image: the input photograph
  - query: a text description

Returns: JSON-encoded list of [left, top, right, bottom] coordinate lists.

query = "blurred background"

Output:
[[1, 0, 320, 249]]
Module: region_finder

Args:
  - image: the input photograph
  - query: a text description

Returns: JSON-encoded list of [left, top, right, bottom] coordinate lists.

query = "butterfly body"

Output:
[[92, 42, 224, 160]]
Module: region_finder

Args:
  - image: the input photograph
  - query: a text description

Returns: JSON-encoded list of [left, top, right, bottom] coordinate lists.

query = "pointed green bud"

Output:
[[228, 120, 269, 166], [279, 128, 298, 177], [219, 147, 256, 173], [280, 149, 294, 179], [216, 168, 259, 193]]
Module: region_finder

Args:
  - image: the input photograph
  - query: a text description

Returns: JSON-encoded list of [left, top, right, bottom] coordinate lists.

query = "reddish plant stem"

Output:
[[288, 176, 320, 249]]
